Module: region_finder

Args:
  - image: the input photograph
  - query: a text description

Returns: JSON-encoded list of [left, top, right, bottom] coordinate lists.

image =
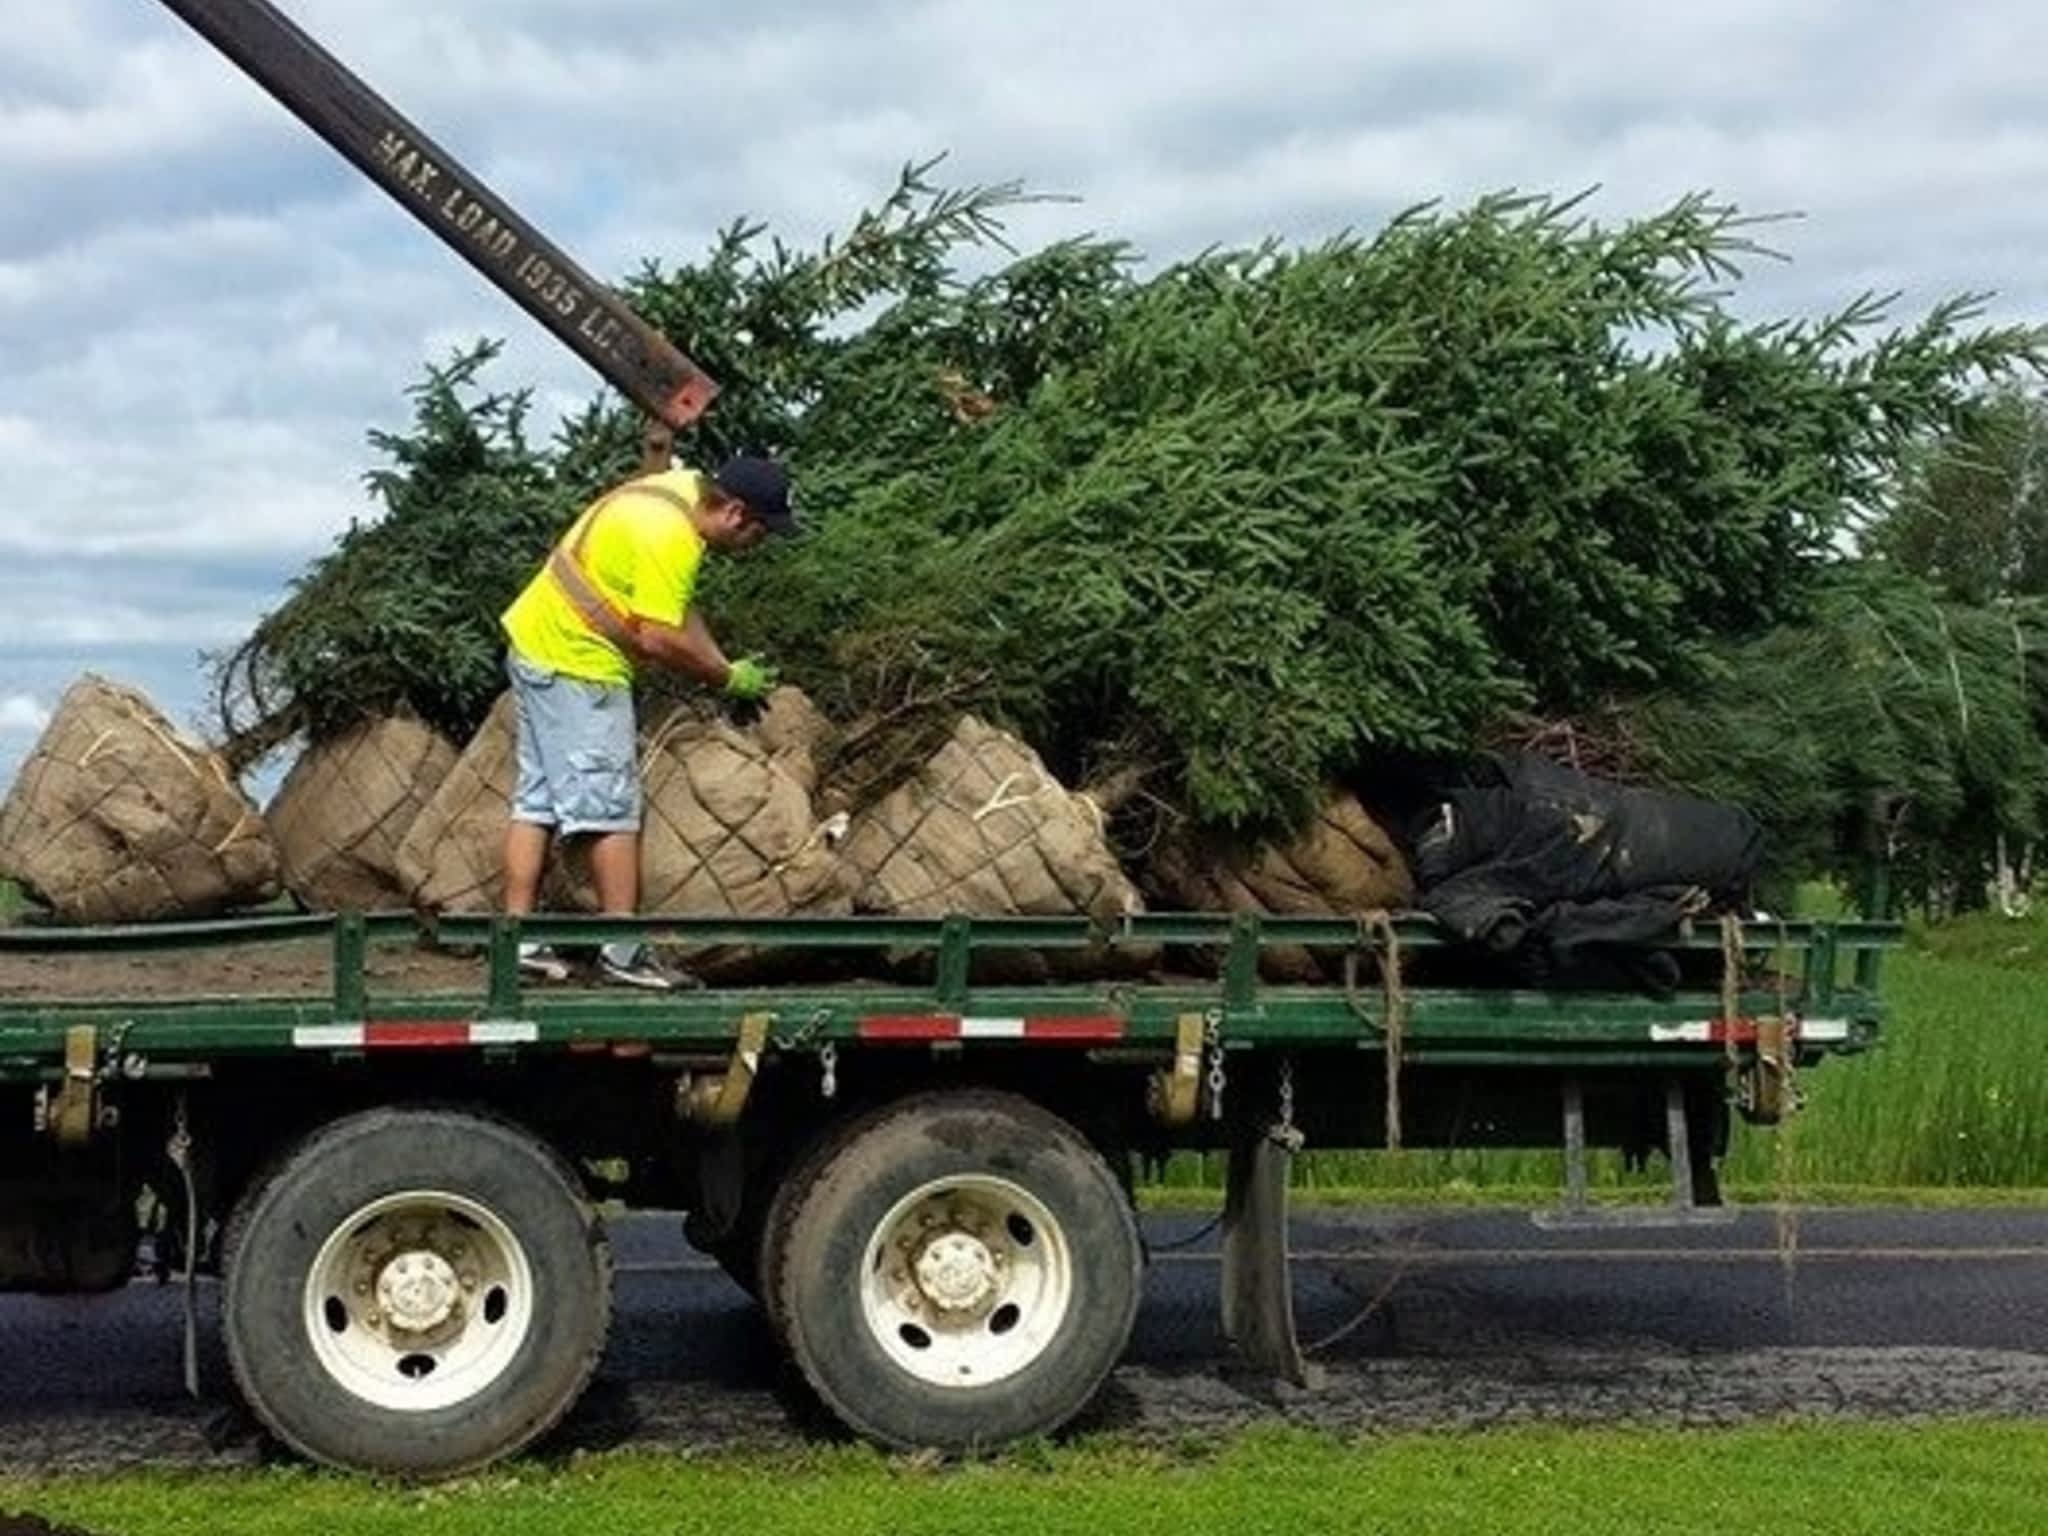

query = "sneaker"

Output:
[[598, 943, 695, 991], [517, 942, 571, 983]]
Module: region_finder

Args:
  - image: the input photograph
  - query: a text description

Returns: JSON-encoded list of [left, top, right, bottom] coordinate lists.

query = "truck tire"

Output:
[[221, 1106, 611, 1478], [770, 1090, 1141, 1452], [756, 1108, 873, 1342]]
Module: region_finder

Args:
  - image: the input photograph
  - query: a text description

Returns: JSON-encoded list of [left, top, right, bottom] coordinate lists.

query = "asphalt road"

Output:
[[4, 1205, 2047, 1469]]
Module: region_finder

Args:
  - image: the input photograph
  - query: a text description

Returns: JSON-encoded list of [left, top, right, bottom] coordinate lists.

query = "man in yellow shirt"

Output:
[[499, 455, 795, 987]]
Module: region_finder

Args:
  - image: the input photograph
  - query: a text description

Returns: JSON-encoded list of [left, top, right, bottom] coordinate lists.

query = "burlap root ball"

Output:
[[1150, 789, 1414, 980], [0, 675, 279, 922], [267, 715, 458, 911]]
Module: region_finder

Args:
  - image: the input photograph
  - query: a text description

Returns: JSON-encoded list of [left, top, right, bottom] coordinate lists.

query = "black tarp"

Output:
[[1389, 751, 1764, 990]]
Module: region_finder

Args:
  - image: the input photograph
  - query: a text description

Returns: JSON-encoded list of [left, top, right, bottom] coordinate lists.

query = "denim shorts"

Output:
[[506, 652, 641, 834]]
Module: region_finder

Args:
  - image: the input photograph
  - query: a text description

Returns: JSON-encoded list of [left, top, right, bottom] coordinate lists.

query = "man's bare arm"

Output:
[[629, 611, 731, 688]]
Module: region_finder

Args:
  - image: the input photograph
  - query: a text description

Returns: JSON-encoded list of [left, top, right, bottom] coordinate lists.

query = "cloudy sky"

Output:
[[3, 0, 2045, 793]]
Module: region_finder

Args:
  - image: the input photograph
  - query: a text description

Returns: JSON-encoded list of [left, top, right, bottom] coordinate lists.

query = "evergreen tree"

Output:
[[214, 176, 2048, 841]]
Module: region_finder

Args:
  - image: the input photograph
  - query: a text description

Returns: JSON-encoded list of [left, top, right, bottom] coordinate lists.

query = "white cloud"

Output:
[[0, 36, 256, 171], [0, 694, 51, 735], [2, 0, 2046, 794]]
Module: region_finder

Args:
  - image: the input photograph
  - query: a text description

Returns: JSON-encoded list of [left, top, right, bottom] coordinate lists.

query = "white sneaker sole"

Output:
[[599, 962, 676, 991]]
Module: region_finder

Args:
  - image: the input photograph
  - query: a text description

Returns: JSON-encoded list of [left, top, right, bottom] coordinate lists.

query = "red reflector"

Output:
[[362, 1021, 472, 1049], [1023, 1017, 1125, 1042], [860, 1015, 961, 1041]]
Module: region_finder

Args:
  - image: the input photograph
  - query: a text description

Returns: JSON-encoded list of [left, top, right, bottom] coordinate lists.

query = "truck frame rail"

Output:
[[0, 909, 1892, 1081]]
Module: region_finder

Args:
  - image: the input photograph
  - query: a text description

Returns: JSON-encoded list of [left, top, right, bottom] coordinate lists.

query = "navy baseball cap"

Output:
[[714, 455, 798, 535]]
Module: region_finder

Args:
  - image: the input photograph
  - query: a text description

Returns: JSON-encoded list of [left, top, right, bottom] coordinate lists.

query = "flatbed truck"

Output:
[[0, 909, 1892, 1473]]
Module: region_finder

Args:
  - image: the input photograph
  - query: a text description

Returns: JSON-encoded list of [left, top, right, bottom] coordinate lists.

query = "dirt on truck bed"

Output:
[[0, 931, 935, 1004], [0, 936, 485, 1003]]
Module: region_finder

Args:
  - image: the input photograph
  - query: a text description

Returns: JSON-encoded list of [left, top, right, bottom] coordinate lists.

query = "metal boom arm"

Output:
[[153, 0, 718, 428]]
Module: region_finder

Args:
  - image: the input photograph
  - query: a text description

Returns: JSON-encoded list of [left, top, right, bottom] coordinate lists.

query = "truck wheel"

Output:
[[770, 1090, 1141, 1452], [221, 1107, 611, 1478], [756, 1110, 871, 1342]]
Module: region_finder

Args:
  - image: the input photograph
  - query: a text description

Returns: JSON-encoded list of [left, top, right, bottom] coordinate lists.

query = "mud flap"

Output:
[[1219, 1121, 1321, 1388]]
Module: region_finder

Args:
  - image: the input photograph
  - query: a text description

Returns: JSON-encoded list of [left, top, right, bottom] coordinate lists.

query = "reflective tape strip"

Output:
[[858, 1015, 1125, 1044], [547, 547, 639, 648], [292, 1024, 365, 1049], [545, 480, 699, 649], [471, 1020, 543, 1046], [960, 1016, 1025, 1039], [1648, 1018, 1850, 1045], [860, 1015, 960, 1042], [1649, 1022, 1715, 1044], [364, 1021, 471, 1049], [292, 1021, 539, 1050]]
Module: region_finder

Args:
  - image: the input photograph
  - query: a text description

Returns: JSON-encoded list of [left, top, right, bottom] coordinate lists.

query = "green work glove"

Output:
[[724, 655, 778, 701]]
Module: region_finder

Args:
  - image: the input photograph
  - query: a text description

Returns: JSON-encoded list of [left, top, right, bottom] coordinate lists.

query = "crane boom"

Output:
[[153, 0, 718, 428]]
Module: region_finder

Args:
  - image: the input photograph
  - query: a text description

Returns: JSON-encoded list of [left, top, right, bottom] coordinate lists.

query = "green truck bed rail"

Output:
[[0, 910, 1896, 1085]]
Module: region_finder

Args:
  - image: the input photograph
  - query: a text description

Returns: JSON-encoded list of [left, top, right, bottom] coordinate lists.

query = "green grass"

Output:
[[1904, 905, 2048, 971], [1726, 903, 2048, 1189], [1714, 921, 2048, 1188], [0, 878, 22, 925], [9, 1422, 2048, 1536]]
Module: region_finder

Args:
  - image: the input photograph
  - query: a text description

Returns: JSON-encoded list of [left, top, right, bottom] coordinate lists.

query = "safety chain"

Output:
[[772, 1009, 839, 1102], [776, 1007, 828, 1052], [1273, 1054, 1304, 1154], [1204, 1013, 1226, 1122], [166, 1091, 201, 1398], [167, 1089, 192, 1170]]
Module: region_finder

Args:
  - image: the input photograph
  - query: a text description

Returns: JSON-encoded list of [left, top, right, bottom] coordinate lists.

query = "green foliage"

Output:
[[218, 172, 2048, 833], [1622, 567, 2048, 896], [620, 159, 1038, 476], [919, 388, 1508, 825], [1870, 385, 2048, 603], [694, 190, 2044, 827]]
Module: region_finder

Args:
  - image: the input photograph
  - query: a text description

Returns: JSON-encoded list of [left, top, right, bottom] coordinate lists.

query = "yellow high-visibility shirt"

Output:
[[501, 469, 707, 686]]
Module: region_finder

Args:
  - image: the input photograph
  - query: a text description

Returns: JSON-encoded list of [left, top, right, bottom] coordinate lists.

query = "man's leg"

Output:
[[505, 653, 569, 980], [504, 821, 554, 914], [586, 830, 640, 914], [547, 676, 673, 989]]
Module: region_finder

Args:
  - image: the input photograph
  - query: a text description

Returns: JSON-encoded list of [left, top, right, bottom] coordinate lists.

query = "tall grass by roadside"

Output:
[[1745, 906, 2048, 1188], [1151, 905, 2048, 1197]]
